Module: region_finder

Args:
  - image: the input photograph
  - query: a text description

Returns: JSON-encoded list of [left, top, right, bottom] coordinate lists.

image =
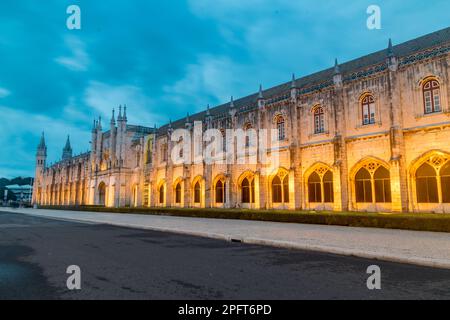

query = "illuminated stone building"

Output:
[[33, 27, 450, 213]]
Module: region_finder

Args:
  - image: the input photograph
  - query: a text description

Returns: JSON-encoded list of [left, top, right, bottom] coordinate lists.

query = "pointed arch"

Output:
[[410, 150, 450, 205], [157, 179, 166, 206], [213, 174, 227, 205], [238, 171, 256, 204], [98, 182, 106, 207], [350, 157, 391, 204], [191, 175, 205, 206], [173, 177, 184, 205], [304, 162, 334, 204]]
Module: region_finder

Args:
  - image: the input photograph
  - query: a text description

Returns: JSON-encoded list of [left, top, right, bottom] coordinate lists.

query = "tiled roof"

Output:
[[158, 26, 450, 135]]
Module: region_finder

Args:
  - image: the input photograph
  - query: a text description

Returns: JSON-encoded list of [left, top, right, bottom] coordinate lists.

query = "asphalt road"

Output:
[[1, 211, 450, 300]]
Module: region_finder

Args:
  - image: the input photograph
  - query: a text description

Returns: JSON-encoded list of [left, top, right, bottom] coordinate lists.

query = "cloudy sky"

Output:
[[0, 0, 449, 178]]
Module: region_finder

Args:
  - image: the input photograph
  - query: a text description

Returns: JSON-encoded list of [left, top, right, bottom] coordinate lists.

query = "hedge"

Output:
[[37, 205, 450, 233]]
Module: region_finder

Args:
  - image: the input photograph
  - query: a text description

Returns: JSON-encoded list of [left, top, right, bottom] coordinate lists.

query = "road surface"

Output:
[[1, 211, 449, 300]]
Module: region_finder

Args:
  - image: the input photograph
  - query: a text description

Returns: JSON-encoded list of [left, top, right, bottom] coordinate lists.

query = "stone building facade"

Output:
[[33, 27, 450, 213]]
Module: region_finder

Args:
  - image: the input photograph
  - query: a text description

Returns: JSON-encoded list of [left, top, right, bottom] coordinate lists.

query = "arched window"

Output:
[[215, 180, 225, 204], [423, 79, 441, 114], [272, 171, 289, 204], [98, 182, 106, 206], [441, 162, 450, 203], [276, 115, 286, 141], [323, 171, 334, 203], [355, 168, 372, 203], [283, 175, 289, 203], [308, 172, 322, 203], [308, 169, 334, 203], [362, 95, 376, 125], [159, 184, 165, 204], [416, 163, 438, 203], [355, 163, 392, 204], [175, 183, 181, 204], [314, 106, 325, 134], [374, 167, 391, 203], [241, 177, 255, 204], [272, 176, 282, 203], [194, 182, 201, 204]]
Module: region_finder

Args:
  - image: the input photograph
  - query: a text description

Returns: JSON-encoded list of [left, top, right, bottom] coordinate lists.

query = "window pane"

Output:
[[417, 177, 438, 203], [355, 180, 365, 203], [356, 167, 371, 180], [424, 91, 432, 113], [283, 176, 289, 203], [159, 186, 164, 204], [251, 179, 255, 203], [434, 89, 441, 112], [324, 181, 334, 203], [364, 180, 372, 203], [175, 184, 181, 203], [308, 182, 321, 203], [216, 180, 224, 203], [441, 176, 450, 203], [242, 178, 250, 203], [272, 184, 282, 203]]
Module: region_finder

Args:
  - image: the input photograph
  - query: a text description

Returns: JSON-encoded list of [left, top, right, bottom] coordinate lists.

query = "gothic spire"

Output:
[[334, 58, 341, 75], [230, 96, 235, 108], [206, 104, 211, 116], [387, 38, 394, 57], [123, 104, 127, 121], [291, 73, 297, 89], [110, 108, 116, 125], [258, 84, 264, 99], [62, 135, 73, 161], [38, 132, 46, 150], [118, 105, 123, 121]]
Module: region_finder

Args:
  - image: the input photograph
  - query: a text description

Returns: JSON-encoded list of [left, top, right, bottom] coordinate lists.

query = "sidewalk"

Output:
[[3, 207, 450, 269]]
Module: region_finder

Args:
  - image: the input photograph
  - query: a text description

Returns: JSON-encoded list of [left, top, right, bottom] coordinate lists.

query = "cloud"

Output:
[[84, 81, 165, 126], [0, 87, 10, 98], [0, 105, 91, 178], [55, 35, 90, 72]]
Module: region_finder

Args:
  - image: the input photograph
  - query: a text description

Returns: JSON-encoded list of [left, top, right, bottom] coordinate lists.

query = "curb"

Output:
[[7, 209, 450, 270]]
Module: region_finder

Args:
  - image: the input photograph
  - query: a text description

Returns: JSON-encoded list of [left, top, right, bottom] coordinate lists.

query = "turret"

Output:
[[33, 132, 47, 205], [387, 38, 398, 72], [290, 73, 298, 99], [62, 135, 73, 161], [109, 109, 117, 168], [257, 84, 265, 109], [36, 132, 47, 167], [333, 58, 343, 88]]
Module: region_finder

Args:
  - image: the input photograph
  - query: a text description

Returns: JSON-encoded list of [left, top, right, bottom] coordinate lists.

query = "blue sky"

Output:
[[0, 0, 449, 178]]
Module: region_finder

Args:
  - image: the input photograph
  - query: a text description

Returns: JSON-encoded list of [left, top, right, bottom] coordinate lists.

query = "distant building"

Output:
[[5, 184, 33, 203], [33, 27, 450, 213]]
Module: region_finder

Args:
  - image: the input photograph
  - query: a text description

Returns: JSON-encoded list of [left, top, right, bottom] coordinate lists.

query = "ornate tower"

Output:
[[62, 135, 73, 161], [33, 132, 47, 205]]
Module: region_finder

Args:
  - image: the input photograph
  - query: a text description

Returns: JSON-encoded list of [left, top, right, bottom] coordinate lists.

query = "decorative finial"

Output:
[[111, 108, 116, 125], [118, 105, 122, 121], [258, 84, 264, 99], [334, 58, 341, 75], [291, 73, 297, 89], [387, 38, 394, 57], [123, 104, 127, 121], [230, 96, 235, 108]]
